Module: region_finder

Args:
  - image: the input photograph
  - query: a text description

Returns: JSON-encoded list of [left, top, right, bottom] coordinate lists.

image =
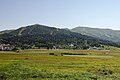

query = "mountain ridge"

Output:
[[0, 24, 119, 49], [71, 26, 120, 42]]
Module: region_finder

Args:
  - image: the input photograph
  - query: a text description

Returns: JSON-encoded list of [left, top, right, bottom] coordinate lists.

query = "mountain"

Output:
[[71, 27, 120, 43], [0, 30, 14, 34], [0, 24, 119, 49]]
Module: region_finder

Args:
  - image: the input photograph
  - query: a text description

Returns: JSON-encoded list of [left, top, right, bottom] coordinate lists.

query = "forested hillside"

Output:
[[0, 24, 119, 49], [72, 27, 120, 43]]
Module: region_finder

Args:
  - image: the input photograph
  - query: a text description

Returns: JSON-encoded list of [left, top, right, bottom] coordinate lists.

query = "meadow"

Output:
[[0, 49, 120, 80]]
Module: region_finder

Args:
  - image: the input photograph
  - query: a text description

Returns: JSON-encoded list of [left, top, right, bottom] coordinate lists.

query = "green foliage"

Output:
[[72, 27, 120, 43], [0, 63, 115, 80], [0, 24, 120, 50], [1, 49, 120, 79]]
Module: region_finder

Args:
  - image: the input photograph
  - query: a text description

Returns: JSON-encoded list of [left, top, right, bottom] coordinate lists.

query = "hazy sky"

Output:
[[0, 0, 120, 31]]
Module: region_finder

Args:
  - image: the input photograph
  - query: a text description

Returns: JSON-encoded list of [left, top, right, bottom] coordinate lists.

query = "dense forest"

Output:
[[0, 24, 120, 50]]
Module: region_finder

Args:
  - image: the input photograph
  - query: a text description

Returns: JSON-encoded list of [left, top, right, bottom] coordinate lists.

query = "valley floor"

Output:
[[0, 49, 120, 80]]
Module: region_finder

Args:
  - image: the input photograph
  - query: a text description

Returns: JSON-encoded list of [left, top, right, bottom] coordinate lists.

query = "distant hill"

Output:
[[0, 30, 14, 34], [0, 24, 119, 49], [71, 27, 120, 43]]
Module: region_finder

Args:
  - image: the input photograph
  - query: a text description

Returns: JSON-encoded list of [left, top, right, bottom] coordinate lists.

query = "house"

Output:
[[88, 46, 102, 50], [69, 44, 74, 47], [53, 46, 56, 49], [0, 44, 14, 51]]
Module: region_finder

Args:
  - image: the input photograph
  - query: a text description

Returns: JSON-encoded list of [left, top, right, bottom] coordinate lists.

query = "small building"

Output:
[[69, 44, 74, 47], [88, 46, 102, 50], [0, 44, 14, 51], [52, 46, 57, 49]]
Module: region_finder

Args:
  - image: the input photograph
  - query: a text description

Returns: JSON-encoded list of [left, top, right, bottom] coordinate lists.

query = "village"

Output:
[[0, 43, 108, 51], [0, 44, 14, 51]]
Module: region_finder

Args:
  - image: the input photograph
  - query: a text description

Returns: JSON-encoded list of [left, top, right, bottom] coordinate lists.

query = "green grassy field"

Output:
[[0, 49, 120, 80]]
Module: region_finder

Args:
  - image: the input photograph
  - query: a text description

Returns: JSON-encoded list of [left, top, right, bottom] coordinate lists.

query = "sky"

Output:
[[0, 0, 120, 31]]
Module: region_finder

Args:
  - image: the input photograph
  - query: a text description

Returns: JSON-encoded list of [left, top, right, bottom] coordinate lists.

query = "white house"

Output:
[[0, 44, 14, 50]]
